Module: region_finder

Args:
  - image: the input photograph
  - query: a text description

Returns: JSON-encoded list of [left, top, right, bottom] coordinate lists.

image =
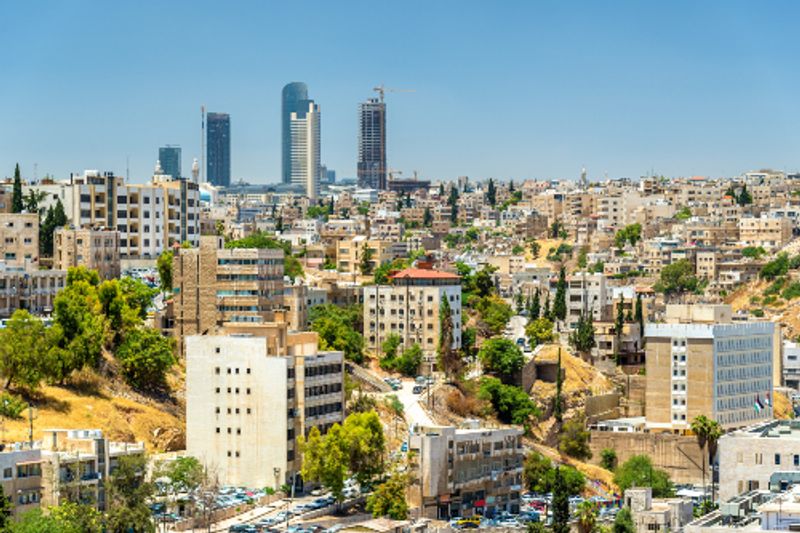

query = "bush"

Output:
[[782, 281, 800, 300], [600, 448, 617, 470], [764, 278, 786, 296], [445, 389, 483, 417], [614, 455, 673, 497], [763, 295, 777, 306], [761, 253, 789, 280], [478, 377, 539, 425], [742, 246, 766, 259], [116, 328, 176, 391], [478, 338, 524, 384], [751, 308, 765, 318], [558, 415, 592, 460], [0, 392, 28, 419]]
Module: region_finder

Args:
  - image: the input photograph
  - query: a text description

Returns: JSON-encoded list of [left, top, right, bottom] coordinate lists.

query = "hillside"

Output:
[[1, 368, 185, 453]]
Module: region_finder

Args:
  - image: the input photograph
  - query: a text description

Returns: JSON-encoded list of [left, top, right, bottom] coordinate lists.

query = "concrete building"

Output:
[[0, 264, 66, 317], [357, 97, 387, 190], [172, 236, 285, 351], [289, 100, 321, 200], [185, 324, 344, 489], [364, 268, 462, 364], [53, 227, 121, 280], [0, 445, 43, 518], [336, 236, 393, 275], [718, 420, 800, 501], [65, 169, 200, 258], [645, 305, 774, 430], [625, 487, 694, 533], [0, 213, 39, 268], [783, 340, 800, 390], [566, 272, 607, 328], [159, 145, 182, 180], [409, 424, 524, 520], [207, 112, 231, 188], [738, 217, 792, 251]]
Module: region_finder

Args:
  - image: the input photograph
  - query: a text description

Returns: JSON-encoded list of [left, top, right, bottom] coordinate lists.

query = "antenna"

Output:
[[126, 156, 130, 182]]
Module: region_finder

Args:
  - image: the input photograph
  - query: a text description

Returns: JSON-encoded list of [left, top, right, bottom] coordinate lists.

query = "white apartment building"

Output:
[[363, 268, 462, 364], [186, 326, 344, 489], [289, 101, 321, 201], [566, 272, 607, 328]]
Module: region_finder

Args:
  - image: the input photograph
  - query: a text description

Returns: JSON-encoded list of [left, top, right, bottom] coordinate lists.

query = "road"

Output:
[[393, 379, 435, 427], [505, 315, 528, 344]]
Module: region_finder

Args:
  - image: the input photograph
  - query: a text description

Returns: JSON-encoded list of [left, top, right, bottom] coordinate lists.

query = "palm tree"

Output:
[[576, 500, 598, 533], [691, 415, 723, 502]]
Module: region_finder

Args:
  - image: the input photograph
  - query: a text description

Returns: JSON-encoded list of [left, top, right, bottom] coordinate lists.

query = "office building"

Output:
[[644, 304, 774, 430], [64, 168, 200, 258], [0, 213, 39, 268], [207, 112, 231, 188], [158, 145, 182, 179], [54, 227, 121, 280], [718, 420, 800, 501], [282, 82, 309, 185], [0, 264, 66, 317], [364, 267, 462, 364], [357, 97, 387, 190], [172, 236, 284, 351], [289, 100, 321, 200], [186, 324, 345, 489], [409, 424, 524, 519]]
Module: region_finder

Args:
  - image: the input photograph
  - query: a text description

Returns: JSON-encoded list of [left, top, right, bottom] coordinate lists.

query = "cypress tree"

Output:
[[553, 266, 567, 321], [11, 163, 23, 213], [486, 178, 496, 206], [532, 289, 541, 319], [552, 466, 570, 533]]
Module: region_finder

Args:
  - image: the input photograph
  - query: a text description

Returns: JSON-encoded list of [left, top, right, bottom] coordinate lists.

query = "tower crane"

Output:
[[373, 84, 415, 102]]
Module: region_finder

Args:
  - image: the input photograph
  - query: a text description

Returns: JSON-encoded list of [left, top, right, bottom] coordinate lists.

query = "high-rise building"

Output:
[[357, 97, 387, 190], [206, 112, 231, 187], [282, 82, 309, 185], [289, 101, 321, 200], [158, 145, 182, 179]]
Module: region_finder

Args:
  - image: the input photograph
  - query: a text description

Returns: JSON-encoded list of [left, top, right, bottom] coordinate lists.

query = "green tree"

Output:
[[515, 291, 525, 314], [614, 297, 625, 360], [11, 509, 82, 533], [381, 333, 402, 361], [98, 279, 139, 347], [360, 243, 375, 275], [613, 508, 635, 533], [52, 278, 108, 377], [737, 184, 752, 206], [393, 344, 423, 377], [635, 293, 644, 342], [614, 223, 642, 249], [301, 424, 349, 504], [569, 310, 596, 357], [675, 206, 692, 221], [551, 467, 571, 533], [156, 456, 204, 494], [0, 484, 10, 530], [48, 502, 104, 533], [11, 163, 23, 213], [614, 455, 674, 497], [461, 327, 478, 361], [526, 317, 553, 346], [760, 253, 790, 281], [157, 250, 174, 291], [600, 448, 618, 470], [120, 277, 157, 320], [478, 338, 524, 384], [309, 304, 365, 363], [530, 241, 541, 259], [475, 294, 512, 336], [577, 246, 589, 269], [531, 289, 541, 319], [553, 266, 567, 321], [654, 259, 699, 297], [576, 500, 598, 533], [523, 451, 553, 493], [343, 411, 386, 486], [486, 178, 497, 206], [438, 298, 462, 380], [742, 246, 766, 259], [423, 207, 433, 227], [106, 454, 155, 533], [367, 471, 409, 519], [478, 377, 538, 425], [558, 414, 592, 460], [691, 415, 723, 501], [0, 310, 49, 390], [116, 328, 176, 391], [67, 265, 100, 286]]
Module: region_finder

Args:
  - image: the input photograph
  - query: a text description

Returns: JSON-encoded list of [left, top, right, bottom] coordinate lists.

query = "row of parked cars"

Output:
[[449, 511, 540, 529]]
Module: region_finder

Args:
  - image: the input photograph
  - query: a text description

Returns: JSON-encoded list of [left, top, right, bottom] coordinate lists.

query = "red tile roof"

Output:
[[389, 268, 460, 281]]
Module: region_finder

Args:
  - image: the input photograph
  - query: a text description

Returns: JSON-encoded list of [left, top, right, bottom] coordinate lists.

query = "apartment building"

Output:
[[0, 213, 39, 268], [718, 420, 800, 501], [625, 488, 693, 533], [335, 235, 393, 275], [186, 324, 345, 489], [409, 424, 524, 520], [738, 217, 792, 251], [64, 168, 200, 258], [644, 304, 774, 431], [0, 445, 43, 518], [363, 268, 462, 363], [566, 272, 607, 328], [172, 236, 285, 350], [485, 254, 525, 276], [0, 264, 66, 318], [53, 227, 121, 280]]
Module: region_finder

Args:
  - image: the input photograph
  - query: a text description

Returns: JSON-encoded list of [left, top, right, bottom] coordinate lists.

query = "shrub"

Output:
[[116, 328, 176, 391], [751, 308, 765, 317], [764, 278, 786, 296], [445, 389, 483, 417], [763, 295, 777, 306], [478, 377, 539, 425], [0, 392, 28, 419], [600, 448, 617, 470], [782, 281, 800, 300], [761, 253, 790, 280]]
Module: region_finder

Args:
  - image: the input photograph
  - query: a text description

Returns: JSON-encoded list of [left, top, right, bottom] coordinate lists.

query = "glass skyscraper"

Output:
[[158, 145, 182, 179], [206, 112, 231, 188], [358, 98, 387, 190], [282, 82, 309, 185]]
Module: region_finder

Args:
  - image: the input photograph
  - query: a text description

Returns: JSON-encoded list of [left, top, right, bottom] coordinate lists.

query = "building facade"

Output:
[[0, 265, 66, 317], [159, 145, 182, 179], [186, 325, 344, 489], [53, 227, 121, 280], [282, 82, 309, 186], [289, 101, 321, 200], [207, 112, 231, 188], [644, 305, 774, 430], [0, 213, 39, 269], [363, 268, 462, 364], [357, 97, 387, 190], [409, 424, 524, 520]]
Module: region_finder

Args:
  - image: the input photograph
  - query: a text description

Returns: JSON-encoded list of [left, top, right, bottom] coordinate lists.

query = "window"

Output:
[[215, 367, 220, 374], [3, 468, 11, 479], [775, 454, 781, 465]]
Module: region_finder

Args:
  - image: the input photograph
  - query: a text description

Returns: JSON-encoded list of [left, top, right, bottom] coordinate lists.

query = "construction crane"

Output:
[[373, 84, 415, 103]]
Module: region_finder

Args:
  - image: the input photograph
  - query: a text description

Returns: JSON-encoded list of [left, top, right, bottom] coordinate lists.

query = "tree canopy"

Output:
[[613, 455, 674, 497], [478, 338, 524, 384]]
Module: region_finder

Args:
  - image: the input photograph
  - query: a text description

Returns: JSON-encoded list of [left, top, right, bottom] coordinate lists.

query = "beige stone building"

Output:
[[0, 265, 66, 318], [645, 304, 774, 431], [625, 487, 693, 533], [335, 236, 393, 274], [0, 213, 39, 268], [363, 268, 462, 363], [186, 323, 344, 489], [409, 424, 524, 520], [738, 217, 792, 251], [53, 227, 121, 280], [0, 446, 43, 518], [172, 236, 285, 351]]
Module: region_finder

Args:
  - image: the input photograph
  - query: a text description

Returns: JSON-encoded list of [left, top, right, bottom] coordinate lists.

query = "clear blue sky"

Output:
[[2, 1, 799, 184]]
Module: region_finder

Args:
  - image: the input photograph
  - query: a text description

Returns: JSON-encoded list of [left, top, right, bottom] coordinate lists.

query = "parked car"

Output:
[[412, 385, 425, 394]]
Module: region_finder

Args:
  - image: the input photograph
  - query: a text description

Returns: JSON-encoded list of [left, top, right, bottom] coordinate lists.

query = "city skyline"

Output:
[[3, 2, 800, 183]]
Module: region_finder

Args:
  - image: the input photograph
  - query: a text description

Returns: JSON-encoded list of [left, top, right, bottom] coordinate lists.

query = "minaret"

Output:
[[191, 158, 200, 183], [580, 166, 588, 189]]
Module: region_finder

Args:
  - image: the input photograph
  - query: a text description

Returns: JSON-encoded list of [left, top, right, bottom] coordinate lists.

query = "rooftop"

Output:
[[389, 268, 459, 281]]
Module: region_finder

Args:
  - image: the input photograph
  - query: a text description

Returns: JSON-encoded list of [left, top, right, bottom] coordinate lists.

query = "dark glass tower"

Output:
[[282, 82, 309, 185], [158, 145, 181, 179], [358, 98, 387, 190], [206, 112, 231, 187]]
